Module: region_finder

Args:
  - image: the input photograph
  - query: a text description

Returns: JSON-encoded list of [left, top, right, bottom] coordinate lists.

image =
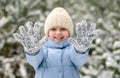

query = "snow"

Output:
[[113, 41, 120, 49], [118, 22, 120, 27], [19, 63, 27, 78], [0, 39, 5, 49], [0, 16, 12, 28]]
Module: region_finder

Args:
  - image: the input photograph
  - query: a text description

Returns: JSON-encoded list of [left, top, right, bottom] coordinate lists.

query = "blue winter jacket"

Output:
[[25, 39, 89, 78]]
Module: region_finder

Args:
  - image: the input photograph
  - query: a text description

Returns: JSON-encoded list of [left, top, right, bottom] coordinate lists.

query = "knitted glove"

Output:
[[68, 20, 101, 53], [13, 21, 48, 55]]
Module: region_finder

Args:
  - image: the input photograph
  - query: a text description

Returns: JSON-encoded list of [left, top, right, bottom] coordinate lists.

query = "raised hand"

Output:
[[13, 21, 48, 55], [68, 20, 101, 52]]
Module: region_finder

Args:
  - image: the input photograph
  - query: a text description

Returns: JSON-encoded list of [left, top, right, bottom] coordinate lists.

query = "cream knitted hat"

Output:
[[44, 7, 74, 36]]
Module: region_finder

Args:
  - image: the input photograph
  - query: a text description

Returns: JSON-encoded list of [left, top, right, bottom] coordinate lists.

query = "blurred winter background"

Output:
[[0, 0, 120, 78]]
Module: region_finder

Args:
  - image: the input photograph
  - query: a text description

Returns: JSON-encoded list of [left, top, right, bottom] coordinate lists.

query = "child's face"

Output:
[[48, 27, 70, 42]]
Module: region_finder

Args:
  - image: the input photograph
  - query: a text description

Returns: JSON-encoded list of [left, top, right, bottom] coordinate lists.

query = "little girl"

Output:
[[14, 7, 100, 78]]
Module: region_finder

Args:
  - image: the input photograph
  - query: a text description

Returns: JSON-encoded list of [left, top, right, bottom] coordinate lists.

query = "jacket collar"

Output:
[[44, 38, 70, 49]]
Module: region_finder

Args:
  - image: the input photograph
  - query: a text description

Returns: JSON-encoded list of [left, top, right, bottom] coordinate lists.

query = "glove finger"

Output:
[[19, 26, 27, 36], [76, 20, 87, 37], [34, 22, 41, 31], [39, 36, 49, 45], [88, 29, 101, 40], [68, 37, 78, 45], [25, 21, 33, 32], [33, 22, 42, 39], [40, 36, 48, 42], [13, 33, 24, 42], [94, 29, 101, 38], [80, 20, 87, 31], [25, 21, 35, 36]]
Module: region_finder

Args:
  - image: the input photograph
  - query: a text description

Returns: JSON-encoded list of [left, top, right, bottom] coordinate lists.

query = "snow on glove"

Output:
[[68, 20, 101, 53], [13, 21, 48, 55]]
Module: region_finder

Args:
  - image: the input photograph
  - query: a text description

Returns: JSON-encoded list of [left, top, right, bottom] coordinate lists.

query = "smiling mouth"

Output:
[[54, 36, 64, 40]]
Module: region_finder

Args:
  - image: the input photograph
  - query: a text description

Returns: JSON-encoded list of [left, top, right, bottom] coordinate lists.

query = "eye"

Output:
[[50, 28, 56, 31], [60, 28, 66, 30]]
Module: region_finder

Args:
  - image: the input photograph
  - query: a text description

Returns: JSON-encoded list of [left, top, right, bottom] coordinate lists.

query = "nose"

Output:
[[56, 30, 61, 34]]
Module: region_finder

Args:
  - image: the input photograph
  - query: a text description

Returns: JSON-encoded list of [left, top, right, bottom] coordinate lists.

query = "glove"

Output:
[[68, 20, 101, 53], [13, 21, 48, 55]]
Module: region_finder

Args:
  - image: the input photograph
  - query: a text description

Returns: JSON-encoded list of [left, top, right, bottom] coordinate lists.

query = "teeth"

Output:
[[55, 37, 62, 39], [54, 36, 63, 39], [55, 35, 61, 38]]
